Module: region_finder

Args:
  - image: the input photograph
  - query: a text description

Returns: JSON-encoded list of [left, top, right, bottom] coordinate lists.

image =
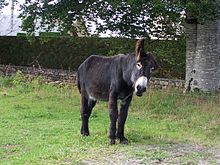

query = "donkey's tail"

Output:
[[76, 71, 81, 94]]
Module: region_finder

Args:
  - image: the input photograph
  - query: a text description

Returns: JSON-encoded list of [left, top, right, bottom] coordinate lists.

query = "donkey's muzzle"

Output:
[[135, 76, 148, 97], [136, 85, 146, 97]]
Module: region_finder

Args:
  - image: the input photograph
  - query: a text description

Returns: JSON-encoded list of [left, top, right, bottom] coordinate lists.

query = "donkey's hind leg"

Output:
[[80, 96, 96, 136]]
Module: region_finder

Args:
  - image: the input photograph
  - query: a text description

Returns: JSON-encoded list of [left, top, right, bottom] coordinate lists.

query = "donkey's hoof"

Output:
[[120, 138, 129, 144], [82, 133, 89, 136], [109, 139, 116, 145], [81, 131, 89, 136]]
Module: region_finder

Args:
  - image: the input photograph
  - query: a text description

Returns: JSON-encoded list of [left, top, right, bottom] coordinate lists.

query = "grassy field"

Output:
[[0, 73, 220, 164]]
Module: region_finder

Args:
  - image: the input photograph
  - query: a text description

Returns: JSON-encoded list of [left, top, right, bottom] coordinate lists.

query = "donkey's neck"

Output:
[[121, 54, 136, 86]]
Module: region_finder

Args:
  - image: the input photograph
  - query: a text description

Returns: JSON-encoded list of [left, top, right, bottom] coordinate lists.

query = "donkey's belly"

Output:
[[87, 84, 133, 102], [89, 90, 109, 101], [87, 83, 110, 101]]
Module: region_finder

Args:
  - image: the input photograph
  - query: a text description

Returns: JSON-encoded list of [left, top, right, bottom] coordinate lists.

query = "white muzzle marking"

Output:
[[135, 76, 148, 92]]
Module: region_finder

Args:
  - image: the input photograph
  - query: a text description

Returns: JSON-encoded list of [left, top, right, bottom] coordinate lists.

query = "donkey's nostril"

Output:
[[137, 85, 146, 93]]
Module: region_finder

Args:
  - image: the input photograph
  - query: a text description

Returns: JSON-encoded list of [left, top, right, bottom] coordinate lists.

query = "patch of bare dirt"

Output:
[[81, 143, 220, 165]]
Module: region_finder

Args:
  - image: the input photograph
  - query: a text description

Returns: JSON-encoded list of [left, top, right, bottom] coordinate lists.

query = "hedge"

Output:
[[0, 36, 186, 79]]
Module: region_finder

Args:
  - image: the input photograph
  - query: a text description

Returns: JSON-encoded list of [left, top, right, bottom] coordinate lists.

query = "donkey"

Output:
[[77, 39, 158, 144]]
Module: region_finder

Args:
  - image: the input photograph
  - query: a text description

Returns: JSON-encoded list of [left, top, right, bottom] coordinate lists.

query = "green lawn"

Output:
[[0, 73, 220, 164]]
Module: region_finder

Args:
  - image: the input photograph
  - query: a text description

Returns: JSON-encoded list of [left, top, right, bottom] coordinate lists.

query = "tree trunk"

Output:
[[185, 20, 220, 92]]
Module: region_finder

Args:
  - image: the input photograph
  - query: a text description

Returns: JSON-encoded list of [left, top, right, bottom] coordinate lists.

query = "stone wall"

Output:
[[0, 65, 77, 83], [150, 77, 185, 89], [0, 65, 185, 89]]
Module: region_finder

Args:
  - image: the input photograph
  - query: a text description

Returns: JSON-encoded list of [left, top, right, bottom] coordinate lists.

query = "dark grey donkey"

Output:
[[77, 39, 158, 144]]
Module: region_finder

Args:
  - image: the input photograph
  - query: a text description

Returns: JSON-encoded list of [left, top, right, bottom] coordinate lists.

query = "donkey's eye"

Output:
[[136, 63, 142, 70], [150, 67, 155, 73]]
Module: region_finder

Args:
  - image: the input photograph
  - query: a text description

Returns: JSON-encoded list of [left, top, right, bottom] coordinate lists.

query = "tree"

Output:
[[19, 0, 184, 38], [92, 0, 185, 38], [19, 0, 220, 91], [19, 0, 96, 36]]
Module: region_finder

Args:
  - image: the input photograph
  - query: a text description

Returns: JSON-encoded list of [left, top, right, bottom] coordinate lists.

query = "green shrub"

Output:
[[0, 76, 13, 87], [0, 36, 186, 79], [39, 32, 70, 37], [17, 33, 27, 36]]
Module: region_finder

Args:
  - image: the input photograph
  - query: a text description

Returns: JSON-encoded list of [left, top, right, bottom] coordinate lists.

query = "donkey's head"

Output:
[[131, 39, 158, 97]]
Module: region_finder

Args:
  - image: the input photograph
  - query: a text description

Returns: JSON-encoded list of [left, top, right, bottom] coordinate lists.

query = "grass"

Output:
[[0, 72, 220, 164]]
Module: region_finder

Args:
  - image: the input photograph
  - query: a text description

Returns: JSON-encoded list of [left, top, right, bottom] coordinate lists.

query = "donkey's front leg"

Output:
[[108, 92, 118, 145], [117, 95, 132, 144]]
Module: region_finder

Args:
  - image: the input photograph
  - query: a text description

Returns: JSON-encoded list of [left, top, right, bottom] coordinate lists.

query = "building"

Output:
[[0, 15, 23, 36]]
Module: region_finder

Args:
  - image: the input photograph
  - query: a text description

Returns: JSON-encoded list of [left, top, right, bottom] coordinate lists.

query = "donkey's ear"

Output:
[[135, 39, 145, 61]]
